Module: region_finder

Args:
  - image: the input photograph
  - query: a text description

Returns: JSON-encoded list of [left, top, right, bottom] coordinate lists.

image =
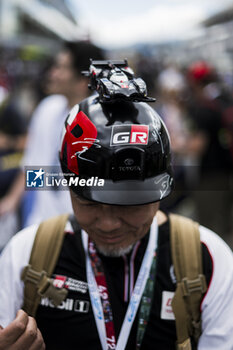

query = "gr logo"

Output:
[[110, 125, 149, 146]]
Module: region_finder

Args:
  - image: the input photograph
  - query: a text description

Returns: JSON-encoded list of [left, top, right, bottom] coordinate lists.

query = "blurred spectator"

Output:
[[0, 41, 105, 234], [156, 64, 190, 161], [0, 63, 10, 91], [185, 61, 233, 239], [222, 103, 233, 163], [157, 63, 186, 94], [155, 64, 206, 217], [135, 53, 159, 95], [0, 93, 27, 251]]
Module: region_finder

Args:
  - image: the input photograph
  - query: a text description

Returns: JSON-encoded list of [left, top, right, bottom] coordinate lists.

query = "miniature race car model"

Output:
[[82, 59, 155, 103]]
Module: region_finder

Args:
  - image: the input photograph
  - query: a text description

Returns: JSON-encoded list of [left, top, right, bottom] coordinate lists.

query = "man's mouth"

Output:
[[96, 232, 126, 244]]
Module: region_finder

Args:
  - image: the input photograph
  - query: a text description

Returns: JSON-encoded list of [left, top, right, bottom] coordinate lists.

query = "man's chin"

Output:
[[96, 244, 134, 257]]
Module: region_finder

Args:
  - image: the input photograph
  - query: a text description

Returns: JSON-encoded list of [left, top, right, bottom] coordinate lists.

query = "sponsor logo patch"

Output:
[[110, 124, 149, 146], [40, 297, 90, 313], [161, 291, 175, 320], [53, 275, 88, 294], [42, 276, 89, 313]]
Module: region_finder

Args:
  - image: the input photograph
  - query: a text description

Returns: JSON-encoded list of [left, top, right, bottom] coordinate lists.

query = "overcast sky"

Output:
[[66, 0, 232, 49]]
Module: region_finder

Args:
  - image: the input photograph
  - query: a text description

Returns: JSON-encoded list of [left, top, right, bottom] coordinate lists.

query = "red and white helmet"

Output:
[[60, 95, 173, 205]]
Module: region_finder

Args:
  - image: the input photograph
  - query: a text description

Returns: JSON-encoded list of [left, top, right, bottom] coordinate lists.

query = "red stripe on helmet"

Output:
[[62, 111, 97, 175]]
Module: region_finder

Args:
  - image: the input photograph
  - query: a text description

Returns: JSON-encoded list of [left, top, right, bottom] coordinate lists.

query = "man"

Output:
[[0, 82, 233, 349], [0, 41, 105, 227]]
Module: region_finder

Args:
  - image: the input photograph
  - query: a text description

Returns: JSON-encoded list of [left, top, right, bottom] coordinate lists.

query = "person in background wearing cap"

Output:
[[0, 64, 232, 350]]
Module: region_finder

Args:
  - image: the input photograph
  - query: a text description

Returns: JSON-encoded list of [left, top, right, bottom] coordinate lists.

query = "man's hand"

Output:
[[0, 310, 45, 350]]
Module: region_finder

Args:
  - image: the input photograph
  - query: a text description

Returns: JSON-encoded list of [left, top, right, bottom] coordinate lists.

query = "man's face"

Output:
[[46, 51, 81, 96], [70, 191, 159, 257]]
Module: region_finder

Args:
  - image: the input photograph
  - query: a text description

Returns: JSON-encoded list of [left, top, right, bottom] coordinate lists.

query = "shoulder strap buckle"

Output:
[[181, 274, 207, 296], [37, 280, 68, 307], [21, 264, 47, 285], [21, 264, 68, 307]]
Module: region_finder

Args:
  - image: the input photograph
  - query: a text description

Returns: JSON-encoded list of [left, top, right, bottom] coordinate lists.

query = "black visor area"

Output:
[[69, 172, 173, 205]]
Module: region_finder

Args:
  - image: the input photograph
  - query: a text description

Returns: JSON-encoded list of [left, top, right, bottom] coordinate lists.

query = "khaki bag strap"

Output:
[[169, 214, 207, 350], [21, 213, 70, 317]]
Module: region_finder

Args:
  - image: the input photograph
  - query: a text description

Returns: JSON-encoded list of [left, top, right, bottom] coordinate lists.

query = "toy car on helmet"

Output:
[[82, 59, 155, 103]]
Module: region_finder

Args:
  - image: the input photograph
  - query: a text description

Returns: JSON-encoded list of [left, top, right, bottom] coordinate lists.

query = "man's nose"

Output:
[[95, 205, 122, 232]]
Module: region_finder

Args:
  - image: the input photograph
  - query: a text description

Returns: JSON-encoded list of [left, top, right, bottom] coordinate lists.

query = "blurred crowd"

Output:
[[139, 58, 233, 246], [154, 61, 233, 244], [0, 41, 232, 252]]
